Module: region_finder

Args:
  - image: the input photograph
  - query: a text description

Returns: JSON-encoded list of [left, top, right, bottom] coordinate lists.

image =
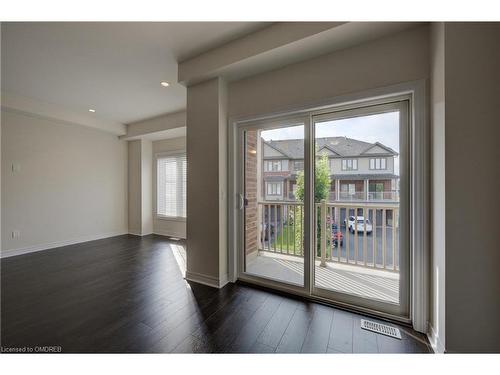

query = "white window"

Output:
[[341, 158, 358, 170], [265, 160, 282, 172], [266, 182, 282, 196], [294, 160, 304, 171], [370, 157, 387, 170], [340, 183, 356, 195], [157, 154, 187, 218]]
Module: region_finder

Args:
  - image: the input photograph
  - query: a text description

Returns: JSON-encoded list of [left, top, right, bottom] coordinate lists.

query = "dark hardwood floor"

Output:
[[1, 235, 431, 353]]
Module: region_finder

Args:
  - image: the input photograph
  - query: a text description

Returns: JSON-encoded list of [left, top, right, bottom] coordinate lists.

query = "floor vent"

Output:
[[361, 319, 402, 339]]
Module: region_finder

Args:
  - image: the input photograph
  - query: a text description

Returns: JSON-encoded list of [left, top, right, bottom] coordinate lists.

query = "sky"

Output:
[[260, 111, 400, 174]]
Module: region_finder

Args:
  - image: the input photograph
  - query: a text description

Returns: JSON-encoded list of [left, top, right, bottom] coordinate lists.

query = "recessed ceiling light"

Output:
[[88, 109, 96, 113], [160, 81, 170, 87]]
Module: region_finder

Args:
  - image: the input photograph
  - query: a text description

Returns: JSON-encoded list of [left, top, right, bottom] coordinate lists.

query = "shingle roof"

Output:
[[265, 137, 397, 159]]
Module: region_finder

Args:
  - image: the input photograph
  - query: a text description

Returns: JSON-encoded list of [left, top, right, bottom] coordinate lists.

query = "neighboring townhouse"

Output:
[[262, 136, 399, 203]]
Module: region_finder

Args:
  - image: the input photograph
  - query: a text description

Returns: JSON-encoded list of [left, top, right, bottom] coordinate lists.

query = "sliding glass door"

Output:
[[311, 101, 410, 318], [235, 98, 410, 320]]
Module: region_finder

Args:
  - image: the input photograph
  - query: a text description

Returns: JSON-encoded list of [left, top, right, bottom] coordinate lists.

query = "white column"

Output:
[[186, 77, 228, 288], [364, 179, 369, 201], [127, 139, 153, 236]]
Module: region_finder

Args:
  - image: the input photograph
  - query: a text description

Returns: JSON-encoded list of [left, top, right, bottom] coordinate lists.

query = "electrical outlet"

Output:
[[12, 230, 21, 239]]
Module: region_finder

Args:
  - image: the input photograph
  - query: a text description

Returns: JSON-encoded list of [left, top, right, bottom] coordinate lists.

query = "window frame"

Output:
[[155, 151, 187, 221], [264, 160, 282, 172], [369, 157, 388, 170], [341, 158, 358, 171], [265, 181, 283, 197], [294, 160, 304, 171]]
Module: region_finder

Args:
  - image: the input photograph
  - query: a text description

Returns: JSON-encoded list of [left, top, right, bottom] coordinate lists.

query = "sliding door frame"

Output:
[[309, 99, 411, 320], [227, 80, 428, 332], [234, 114, 312, 296]]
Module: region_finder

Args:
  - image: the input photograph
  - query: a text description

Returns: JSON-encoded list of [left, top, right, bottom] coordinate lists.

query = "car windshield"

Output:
[[358, 219, 364, 223]]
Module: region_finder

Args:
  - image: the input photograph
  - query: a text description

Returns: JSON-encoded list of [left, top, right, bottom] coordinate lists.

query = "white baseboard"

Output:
[[427, 322, 445, 353], [219, 273, 229, 288], [153, 228, 186, 239], [1, 231, 128, 258], [185, 270, 228, 289], [128, 231, 154, 237]]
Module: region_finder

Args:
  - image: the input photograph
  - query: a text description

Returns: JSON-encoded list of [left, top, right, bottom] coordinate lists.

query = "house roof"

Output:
[[264, 137, 398, 159]]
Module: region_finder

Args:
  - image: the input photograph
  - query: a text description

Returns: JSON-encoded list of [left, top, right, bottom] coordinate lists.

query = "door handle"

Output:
[[238, 194, 248, 210]]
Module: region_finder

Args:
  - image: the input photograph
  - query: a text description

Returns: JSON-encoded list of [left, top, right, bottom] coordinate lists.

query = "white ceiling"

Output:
[[1, 22, 269, 124]]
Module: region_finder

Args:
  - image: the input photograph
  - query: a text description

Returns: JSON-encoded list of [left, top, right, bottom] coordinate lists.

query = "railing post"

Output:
[[257, 203, 262, 250], [320, 199, 327, 267]]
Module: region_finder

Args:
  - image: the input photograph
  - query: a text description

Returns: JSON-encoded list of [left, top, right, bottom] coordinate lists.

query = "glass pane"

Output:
[[243, 123, 304, 286], [314, 111, 401, 305]]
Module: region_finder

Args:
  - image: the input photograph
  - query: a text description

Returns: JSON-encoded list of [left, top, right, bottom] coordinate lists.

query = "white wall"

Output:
[[141, 140, 153, 235], [186, 78, 228, 287], [228, 25, 429, 119], [128, 139, 153, 236], [443, 23, 500, 353], [152, 136, 187, 238], [429, 22, 446, 353], [128, 140, 142, 235], [125, 110, 186, 139], [1, 110, 128, 256]]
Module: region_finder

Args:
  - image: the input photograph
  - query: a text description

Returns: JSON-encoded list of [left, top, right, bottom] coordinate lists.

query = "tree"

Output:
[[293, 153, 332, 255], [294, 153, 331, 203]]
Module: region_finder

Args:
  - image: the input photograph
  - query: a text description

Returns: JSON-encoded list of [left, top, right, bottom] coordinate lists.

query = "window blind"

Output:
[[157, 154, 187, 218]]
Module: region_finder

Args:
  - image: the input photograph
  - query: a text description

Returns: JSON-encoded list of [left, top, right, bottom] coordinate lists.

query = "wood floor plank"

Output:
[[275, 308, 314, 353], [255, 299, 298, 350], [301, 306, 335, 353], [227, 294, 283, 353], [328, 310, 354, 353]]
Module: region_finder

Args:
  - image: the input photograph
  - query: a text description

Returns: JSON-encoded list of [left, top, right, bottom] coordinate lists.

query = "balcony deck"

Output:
[[247, 251, 399, 304]]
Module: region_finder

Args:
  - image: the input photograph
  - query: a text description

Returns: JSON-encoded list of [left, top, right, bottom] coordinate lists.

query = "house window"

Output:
[[370, 157, 387, 170], [341, 158, 358, 171], [157, 154, 187, 218], [341, 183, 356, 195], [294, 160, 304, 171], [266, 182, 282, 196], [265, 160, 282, 172]]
